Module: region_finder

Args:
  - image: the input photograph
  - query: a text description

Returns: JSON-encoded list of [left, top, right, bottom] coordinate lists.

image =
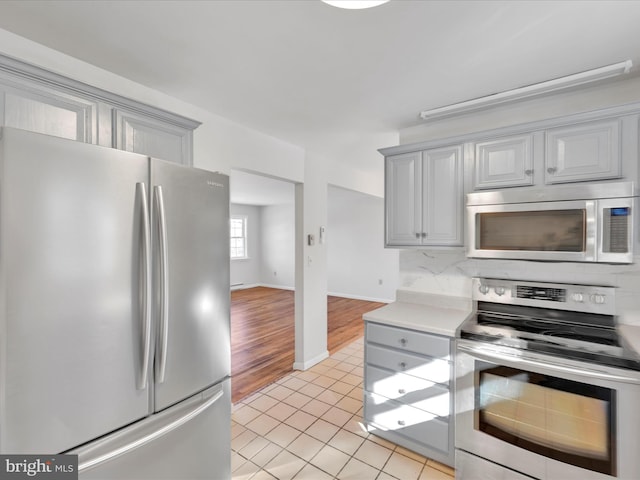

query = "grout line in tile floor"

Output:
[[231, 337, 455, 480]]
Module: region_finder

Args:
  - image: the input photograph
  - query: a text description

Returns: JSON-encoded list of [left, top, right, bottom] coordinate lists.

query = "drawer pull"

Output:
[[397, 420, 406, 426], [399, 362, 407, 370], [398, 388, 406, 394], [399, 338, 407, 346]]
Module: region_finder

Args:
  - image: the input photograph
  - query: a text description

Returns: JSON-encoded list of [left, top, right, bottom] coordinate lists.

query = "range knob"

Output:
[[495, 286, 506, 296], [571, 293, 584, 303], [478, 284, 490, 295], [591, 294, 606, 305]]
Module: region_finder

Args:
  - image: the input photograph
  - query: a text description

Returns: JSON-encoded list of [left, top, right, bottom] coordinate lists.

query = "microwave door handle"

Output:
[[457, 343, 640, 385]]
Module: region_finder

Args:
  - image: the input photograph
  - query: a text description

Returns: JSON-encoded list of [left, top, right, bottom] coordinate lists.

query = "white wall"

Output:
[[327, 185, 398, 302], [261, 204, 295, 289], [229, 204, 261, 287], [322, 132, 399, 199], [295, 152, 329, 369], [395, 75, 640, 326], [230, 203, 295, 290]]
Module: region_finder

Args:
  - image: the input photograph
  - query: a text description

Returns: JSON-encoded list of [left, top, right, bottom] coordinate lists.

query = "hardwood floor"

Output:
[[230, 286, 385, 402], [327, 295, 385, 354], [231, 287, 295, 402]]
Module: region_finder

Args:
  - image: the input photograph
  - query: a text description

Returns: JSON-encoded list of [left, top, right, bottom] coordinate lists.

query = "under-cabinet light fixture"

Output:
[[419, 60, 633, 121]]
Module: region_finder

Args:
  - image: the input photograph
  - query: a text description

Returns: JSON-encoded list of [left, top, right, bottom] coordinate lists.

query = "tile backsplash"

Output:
[[399, 249, 640, 326]]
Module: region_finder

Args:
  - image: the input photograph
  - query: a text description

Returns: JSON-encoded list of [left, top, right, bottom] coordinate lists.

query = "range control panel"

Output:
[[472, 278, 615, 315]]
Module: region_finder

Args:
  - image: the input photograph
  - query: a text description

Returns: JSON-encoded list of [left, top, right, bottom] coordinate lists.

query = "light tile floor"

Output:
[[231, 338, 455, 480]]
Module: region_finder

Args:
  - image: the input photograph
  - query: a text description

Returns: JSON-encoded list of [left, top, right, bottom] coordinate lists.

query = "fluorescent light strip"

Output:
[[322, 0, 389, 9], [419, 60, 633, 121]]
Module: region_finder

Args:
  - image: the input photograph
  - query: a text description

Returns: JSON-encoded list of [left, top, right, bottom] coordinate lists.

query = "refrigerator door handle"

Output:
[[154, 185, 169, 384], [137, 182, 152, 391], [76, 385, 225, 473]]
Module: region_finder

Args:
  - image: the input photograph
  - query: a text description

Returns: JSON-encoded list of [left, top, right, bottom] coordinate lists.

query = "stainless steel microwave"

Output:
[[466, 182, 637, 263]]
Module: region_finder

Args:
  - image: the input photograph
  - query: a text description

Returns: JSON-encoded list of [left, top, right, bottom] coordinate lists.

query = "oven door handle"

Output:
[[457, 342, 640, 385]]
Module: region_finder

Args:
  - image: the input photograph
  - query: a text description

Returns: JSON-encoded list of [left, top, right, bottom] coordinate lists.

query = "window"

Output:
[[230, 216, 248, 259]]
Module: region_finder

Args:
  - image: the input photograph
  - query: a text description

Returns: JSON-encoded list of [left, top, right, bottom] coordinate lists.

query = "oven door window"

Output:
[[476, 364, 615, 476], [478, 209, 585, 252]]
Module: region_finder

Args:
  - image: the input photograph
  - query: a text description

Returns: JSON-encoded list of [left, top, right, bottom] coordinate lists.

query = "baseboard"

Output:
[[259, 283, 295, 291], [293, 350, 329, 371], [327, 291, 393, 303], [232, 285, 393, 302], [230, 283, 261, 291], [231, 283, 295, 292]]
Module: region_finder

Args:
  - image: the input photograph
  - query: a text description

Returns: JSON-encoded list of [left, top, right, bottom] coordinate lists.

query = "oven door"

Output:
[[455, 339, 640, 480]]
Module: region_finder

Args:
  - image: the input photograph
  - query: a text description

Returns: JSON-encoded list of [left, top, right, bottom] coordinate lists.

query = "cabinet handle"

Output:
[[399, 338, 407, 346], [524, 169, 533, 176], [415, 232, 420, 239], [547, 167, 557, 174], [398, 388, 406, 394], [421, 232, 427, 238], [398, 420, 406, 426], [399, 362, 407, 370]]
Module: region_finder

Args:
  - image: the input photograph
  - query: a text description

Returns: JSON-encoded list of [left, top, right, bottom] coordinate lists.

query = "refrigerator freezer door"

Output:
[[151, 159, 230, 411], [73, 379, 231, 480], [0, 128, 151, 453]]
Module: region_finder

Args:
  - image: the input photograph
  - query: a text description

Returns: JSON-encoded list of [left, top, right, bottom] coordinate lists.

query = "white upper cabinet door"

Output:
[[474, 134, 533, 189], [386, 152, 423, 246], [423, 146, 463, 245], [545, 119, 621, 184]]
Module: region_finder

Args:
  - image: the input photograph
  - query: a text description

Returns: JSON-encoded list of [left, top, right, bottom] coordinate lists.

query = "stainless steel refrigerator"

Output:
[[0, 127, 231, 479]]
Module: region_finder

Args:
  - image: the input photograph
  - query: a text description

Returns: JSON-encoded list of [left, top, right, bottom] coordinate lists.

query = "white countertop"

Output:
[[363, 290, 472, 337]]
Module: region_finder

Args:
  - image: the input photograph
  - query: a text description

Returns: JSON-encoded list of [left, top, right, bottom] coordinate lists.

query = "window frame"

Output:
[[230, 215, 248, 260]]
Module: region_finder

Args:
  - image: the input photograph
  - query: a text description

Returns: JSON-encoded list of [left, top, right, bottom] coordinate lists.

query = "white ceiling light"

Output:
[[322, 1, 390, 9], [419, 60, 634, 121]]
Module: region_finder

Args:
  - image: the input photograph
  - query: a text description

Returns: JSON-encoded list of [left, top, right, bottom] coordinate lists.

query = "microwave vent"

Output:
[[516, 285, 566, 302]]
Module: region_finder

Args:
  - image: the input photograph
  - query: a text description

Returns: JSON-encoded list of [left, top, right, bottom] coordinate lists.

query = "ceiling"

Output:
[[0, 0, 639, 201]]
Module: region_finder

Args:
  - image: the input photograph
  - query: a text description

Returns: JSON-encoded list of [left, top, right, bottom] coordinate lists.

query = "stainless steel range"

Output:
[[455, 278, 640, 480]]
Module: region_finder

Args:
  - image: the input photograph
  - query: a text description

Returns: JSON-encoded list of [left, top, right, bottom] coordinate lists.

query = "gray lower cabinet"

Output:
[[363, 321, 454, 467]]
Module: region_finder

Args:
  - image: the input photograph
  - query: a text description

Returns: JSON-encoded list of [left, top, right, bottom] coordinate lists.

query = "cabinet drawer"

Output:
[[366, 322, 450, 359], [365, 392, 449, 453], [365, 365, 450, 417], [366, 344, 450, 386]]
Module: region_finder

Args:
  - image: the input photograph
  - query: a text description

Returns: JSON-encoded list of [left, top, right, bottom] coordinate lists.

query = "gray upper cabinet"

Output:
[[473, 134, 534, 189], [0, 82, 98, 143], [385, 151, 422, 246], [471, 118, 624, 190], [114, 110, 193, 165], [545, 119, 621, 184], [385, 145, 463, 247], [0, 54, 199, 165]]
